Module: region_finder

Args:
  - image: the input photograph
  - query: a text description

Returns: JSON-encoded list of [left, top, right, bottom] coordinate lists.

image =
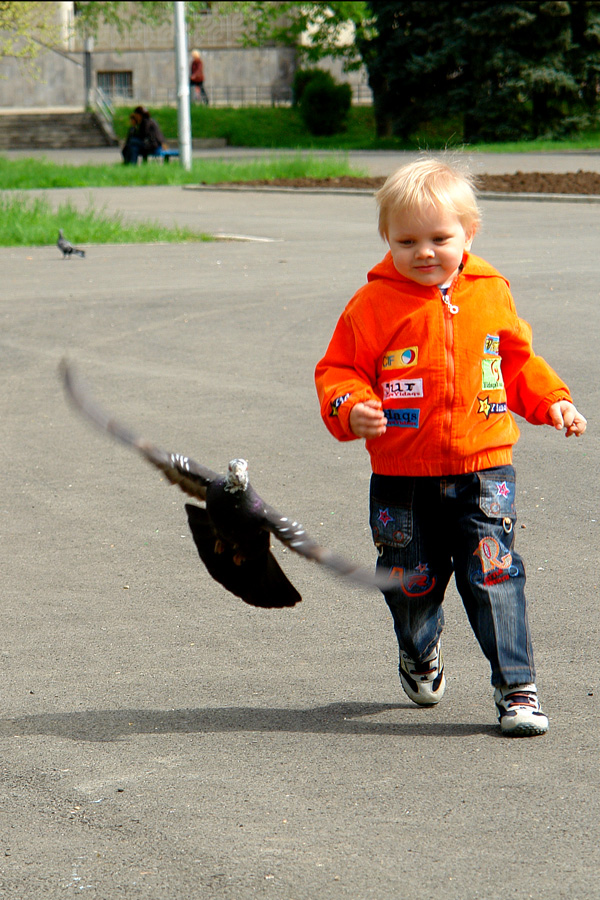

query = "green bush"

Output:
[[291, 67, 325, 106], [298, 70, 352, 136]]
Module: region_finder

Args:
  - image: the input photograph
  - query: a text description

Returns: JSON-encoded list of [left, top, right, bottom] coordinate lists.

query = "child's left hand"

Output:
[[548, 401, 587, 437]]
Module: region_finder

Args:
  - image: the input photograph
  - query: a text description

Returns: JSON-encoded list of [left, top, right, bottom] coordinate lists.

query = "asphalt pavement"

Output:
[[0, 151, 599, 899]]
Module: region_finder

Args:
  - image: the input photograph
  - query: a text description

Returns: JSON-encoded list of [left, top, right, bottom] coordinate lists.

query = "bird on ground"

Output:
[[61, 362, 388, 608], [57, 229, 85, 259]]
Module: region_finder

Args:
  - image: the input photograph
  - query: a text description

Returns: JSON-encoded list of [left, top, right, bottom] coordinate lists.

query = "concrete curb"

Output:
[[183, 184, 600, 202]]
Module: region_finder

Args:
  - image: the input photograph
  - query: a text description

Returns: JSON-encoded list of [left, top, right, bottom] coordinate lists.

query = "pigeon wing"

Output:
[[261, 501, 390, 591], [61, 361, 215, 501], [58, 232, 73, 252]]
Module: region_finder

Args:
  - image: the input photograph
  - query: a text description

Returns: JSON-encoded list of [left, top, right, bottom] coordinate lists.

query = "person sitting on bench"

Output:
[[122, 106, 165, 165]]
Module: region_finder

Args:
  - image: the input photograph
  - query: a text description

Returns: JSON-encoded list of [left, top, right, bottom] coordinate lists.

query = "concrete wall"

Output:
[[0, 50, 85, 109], [91, 46, 298, 106], [0, 0, 371, 110], [0, 44, 370, 109]]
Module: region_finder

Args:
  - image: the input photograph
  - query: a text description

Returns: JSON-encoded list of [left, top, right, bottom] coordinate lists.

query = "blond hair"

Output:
[[376, 156, 481, 239]]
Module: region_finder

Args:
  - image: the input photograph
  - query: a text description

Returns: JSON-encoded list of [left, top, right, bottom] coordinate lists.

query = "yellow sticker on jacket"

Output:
[[382, 347, 418, 369]]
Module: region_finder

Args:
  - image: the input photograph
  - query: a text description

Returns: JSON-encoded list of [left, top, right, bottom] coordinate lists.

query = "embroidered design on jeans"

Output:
[[474, 536, 513, 586], [496, 482, 510, 498], [378, 508, 393, 527], [388, 562, 437, 597]]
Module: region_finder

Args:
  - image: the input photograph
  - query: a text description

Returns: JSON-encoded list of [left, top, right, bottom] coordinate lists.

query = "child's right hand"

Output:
[[349, 400, 387, 439]]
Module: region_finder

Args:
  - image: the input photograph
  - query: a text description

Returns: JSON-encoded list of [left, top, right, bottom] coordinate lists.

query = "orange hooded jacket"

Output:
[[315, 251, 572, 477]]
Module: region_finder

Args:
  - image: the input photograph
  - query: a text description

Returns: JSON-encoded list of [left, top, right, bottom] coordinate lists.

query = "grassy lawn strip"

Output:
[[0, 153, 363, 190], [0, 195, 211, 247], [112, 105, 600, 153]]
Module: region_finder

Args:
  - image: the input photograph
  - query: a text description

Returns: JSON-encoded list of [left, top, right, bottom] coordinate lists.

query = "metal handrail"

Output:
[[90, 86, 118, 144]]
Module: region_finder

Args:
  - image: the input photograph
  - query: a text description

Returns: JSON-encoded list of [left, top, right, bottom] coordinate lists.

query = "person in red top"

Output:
[[315, 157, 586, 736], [190, 50, 209, 105]]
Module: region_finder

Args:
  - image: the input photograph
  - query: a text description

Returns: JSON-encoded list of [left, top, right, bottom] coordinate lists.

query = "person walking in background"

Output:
[[190, 50, 209, 104]]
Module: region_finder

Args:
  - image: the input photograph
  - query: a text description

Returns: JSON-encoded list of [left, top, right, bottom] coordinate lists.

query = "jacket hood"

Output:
[[367, 250, 509, 289]]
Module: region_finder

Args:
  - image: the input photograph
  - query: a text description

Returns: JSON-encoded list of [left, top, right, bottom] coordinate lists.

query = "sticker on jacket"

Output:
[[477, 394, 508, 419], [330, 393, 350, 416], [484, 334, 500, 355], [481, 357, 504, 390], [385, 408, 420, 428], [382, 347, 418, 369], [382, 378, 423, 400]]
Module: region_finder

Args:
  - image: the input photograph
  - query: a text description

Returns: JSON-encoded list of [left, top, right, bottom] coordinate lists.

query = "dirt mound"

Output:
[[220, 170, 600, 194]]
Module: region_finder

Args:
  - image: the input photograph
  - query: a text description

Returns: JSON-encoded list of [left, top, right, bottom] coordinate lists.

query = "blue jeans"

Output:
[[370, 466, 536, 687]]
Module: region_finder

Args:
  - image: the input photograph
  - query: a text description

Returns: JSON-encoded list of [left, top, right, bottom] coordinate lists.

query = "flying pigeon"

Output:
[[61, 362, 388, 608], [57, 229, 85, 259]]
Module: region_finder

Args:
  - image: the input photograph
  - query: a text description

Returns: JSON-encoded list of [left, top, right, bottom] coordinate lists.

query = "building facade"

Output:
[[0, 2, 370, 109]]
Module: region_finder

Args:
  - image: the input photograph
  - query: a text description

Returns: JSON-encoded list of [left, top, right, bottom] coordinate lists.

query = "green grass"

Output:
[[0, 152, 364, 189], [0, 194, 211, 247], [113, 105, 381, 150], [113, 104, 600, 152]]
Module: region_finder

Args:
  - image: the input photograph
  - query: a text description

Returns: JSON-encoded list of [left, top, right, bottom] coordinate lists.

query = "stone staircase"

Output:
[[0, 110, 117, 150]]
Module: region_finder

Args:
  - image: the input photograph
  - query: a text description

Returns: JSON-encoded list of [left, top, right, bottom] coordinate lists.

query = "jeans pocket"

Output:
[[477, 467, 517, 520], [370, 494, 413, 549]]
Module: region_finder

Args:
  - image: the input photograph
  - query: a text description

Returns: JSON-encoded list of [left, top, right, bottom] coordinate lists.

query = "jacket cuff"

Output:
[[327, 387, 377, 439], [531, 389, 573, 425]]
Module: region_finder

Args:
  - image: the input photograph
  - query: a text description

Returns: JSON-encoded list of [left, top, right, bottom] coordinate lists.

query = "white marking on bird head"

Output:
[[225, 458, 249, 492]]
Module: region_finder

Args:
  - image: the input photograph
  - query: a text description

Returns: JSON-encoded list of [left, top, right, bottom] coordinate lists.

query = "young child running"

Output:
[[315, 157, 587, 736]]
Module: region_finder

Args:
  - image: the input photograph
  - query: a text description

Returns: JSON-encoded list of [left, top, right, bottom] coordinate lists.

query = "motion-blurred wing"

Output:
[[261, 501, 390, 591], [61, 360, 216, 502]]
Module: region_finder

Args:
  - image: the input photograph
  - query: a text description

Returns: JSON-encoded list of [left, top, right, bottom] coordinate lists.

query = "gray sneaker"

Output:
[[494, 684, 549, 736], [399, 641, 446, 706]]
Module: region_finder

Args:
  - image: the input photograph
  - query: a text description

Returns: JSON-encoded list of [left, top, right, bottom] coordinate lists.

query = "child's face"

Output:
[[387, 204, 475, 287]]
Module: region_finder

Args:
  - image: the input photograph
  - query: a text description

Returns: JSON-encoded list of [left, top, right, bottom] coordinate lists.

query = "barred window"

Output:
[[97, 71, 133, 99]]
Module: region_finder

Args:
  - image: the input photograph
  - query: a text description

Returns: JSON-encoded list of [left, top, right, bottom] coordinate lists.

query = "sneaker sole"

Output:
[[501, 721, 548, 736]]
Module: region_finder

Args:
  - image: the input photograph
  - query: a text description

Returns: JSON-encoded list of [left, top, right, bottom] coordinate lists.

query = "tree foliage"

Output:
[[363, 0, 600, 141], [72, 1, 211, 36], [0, 1, 61, 62], [233, 0, 600, 142], [232, 1, 374, 69]]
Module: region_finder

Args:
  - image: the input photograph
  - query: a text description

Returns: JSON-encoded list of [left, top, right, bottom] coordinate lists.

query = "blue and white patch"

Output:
[[330, 393, 350, 417], [385, 408, 420, 428]]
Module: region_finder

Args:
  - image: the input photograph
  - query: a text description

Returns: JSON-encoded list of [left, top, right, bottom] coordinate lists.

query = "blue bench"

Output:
[[145, 147, 180, 164]]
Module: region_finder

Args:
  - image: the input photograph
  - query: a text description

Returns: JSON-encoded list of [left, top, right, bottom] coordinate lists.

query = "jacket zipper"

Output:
[[440, 279, 459, 459]]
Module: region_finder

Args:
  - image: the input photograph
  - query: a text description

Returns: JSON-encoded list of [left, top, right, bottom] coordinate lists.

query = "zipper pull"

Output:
[[440, 288, 459, 315]]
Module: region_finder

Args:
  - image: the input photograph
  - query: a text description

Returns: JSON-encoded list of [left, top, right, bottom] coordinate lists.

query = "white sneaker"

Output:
[[399, 641, 446, 706], [494, 684, 549, 736]]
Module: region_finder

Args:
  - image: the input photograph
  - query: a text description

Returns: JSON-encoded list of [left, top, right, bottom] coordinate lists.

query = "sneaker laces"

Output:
[[402, 647, 440, 679], [500, 686, 539, 709]]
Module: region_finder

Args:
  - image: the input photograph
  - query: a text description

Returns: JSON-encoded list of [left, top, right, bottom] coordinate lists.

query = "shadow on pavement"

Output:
[[0, 701, 495, 742]]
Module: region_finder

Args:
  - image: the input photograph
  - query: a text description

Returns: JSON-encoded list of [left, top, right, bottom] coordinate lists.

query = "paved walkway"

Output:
[[0, 169, 598, 899]]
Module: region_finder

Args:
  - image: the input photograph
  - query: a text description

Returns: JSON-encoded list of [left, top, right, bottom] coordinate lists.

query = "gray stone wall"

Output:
[[0, 44, 370, 109], [0, 50, 85, 108]]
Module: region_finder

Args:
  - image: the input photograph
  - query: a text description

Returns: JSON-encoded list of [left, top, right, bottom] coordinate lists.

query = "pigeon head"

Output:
[[225, 458, 249, 492]]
